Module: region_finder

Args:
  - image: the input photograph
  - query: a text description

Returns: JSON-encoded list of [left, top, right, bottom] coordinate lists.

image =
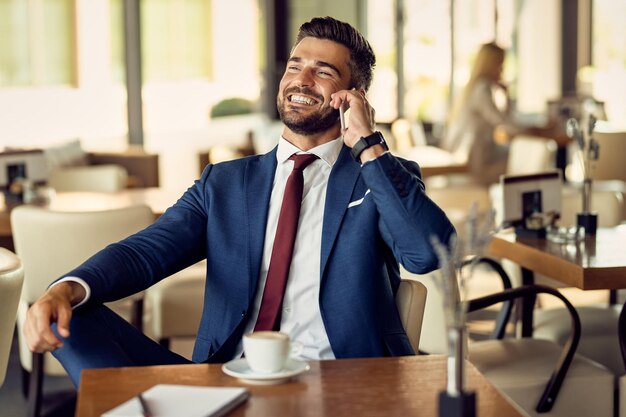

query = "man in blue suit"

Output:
[[24, 16, 454, 386]]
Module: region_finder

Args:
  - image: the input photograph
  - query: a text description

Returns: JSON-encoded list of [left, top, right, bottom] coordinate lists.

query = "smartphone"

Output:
[[339, 103, 350, 131]]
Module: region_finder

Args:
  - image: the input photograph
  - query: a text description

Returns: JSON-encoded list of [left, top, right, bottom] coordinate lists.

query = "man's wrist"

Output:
[[350, 131, 389, 163], [359, 145, 387, 163], [49, 278, 89, 307]]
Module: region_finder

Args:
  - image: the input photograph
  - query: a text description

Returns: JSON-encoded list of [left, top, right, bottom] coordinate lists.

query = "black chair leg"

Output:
[[21, 367, 30, 397], [159, 338, 171, 350], [27, 352, 44, 417], [131, 298, 144, 332]]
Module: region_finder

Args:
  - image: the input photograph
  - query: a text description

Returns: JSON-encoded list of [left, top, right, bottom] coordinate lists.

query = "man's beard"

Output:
[[277, 88, 339, 135]]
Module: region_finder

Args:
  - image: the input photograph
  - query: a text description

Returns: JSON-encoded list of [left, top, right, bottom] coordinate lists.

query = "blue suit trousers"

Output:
[[52, 305, 191, 386]]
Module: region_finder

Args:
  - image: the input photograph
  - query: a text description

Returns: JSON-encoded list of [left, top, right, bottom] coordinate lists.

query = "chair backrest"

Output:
[[396, 279, 428, 353], [467, 284, 582, 413], [391, 118, 415, 153], [560, 187, 624, 227], [10, 204, 154, 374], [426, 185, 493, 243], [11, 204, 154, 303], [592, 130, 626, 182], [0, 248, 24, 387], [48, 164, 128, 192], [506, 135, 557, 176]]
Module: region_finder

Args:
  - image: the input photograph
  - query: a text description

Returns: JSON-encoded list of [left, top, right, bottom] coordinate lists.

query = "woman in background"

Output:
[[442, 43, 520, 185]]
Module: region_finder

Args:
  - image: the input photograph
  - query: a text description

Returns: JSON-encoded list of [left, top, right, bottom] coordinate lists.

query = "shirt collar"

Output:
[[276, 136, 343, 168]]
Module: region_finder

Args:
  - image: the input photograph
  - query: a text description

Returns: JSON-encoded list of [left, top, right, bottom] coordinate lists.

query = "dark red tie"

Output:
[[254, 153, 319, 331]]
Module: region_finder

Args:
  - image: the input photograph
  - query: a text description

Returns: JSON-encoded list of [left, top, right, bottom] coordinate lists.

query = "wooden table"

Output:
[[488, 226, 626, 335], [76, 355, 524, 417], [398, 146, 469, 177], [0, 187, 183, 249]]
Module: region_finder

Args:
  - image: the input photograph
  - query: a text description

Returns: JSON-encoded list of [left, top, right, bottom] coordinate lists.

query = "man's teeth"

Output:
[[290, 95, 315, 105]]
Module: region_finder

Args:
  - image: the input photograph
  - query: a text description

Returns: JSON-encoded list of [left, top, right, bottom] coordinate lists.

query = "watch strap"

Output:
[[350, 131, 389, 162]]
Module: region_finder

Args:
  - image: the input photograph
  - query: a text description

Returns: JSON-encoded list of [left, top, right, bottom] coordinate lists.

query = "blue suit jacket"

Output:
[[66, 146, 455, 363]]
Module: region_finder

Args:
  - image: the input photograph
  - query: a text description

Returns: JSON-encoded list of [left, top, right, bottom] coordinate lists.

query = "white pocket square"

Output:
[[348, 189, 371, 208]]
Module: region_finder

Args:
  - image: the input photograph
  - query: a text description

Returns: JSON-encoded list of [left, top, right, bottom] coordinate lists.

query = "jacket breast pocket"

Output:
[[348, 189, 371, 208]]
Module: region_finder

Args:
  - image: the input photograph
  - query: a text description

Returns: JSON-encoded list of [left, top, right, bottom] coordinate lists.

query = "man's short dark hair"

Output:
[[294, 16, 376, 91]]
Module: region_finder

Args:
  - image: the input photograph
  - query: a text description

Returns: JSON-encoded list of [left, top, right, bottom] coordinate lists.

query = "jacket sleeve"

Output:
[[57, 166, 214, 305], [360, 152, 455, 274]]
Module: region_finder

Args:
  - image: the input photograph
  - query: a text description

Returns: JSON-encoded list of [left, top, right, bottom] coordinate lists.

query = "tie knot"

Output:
[[289, 153, 318, 171]]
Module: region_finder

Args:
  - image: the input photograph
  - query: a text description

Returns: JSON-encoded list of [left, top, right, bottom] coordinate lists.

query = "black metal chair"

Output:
[[467, 285, 614, 416]]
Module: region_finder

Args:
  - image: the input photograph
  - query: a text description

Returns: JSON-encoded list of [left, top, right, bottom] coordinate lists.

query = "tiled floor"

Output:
[[0, 328, 76, 417]]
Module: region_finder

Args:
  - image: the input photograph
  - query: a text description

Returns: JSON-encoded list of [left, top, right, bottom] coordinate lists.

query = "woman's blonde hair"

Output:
[[448, 42, 505, 123]]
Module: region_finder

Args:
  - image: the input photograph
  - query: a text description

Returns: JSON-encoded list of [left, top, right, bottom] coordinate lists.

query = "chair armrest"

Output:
[[462, 256, 513, 339], [467, 285, 581, 413]]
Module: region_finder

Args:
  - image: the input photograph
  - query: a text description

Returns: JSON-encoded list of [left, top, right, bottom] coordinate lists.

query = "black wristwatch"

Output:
[[350, 131, 389, 162]]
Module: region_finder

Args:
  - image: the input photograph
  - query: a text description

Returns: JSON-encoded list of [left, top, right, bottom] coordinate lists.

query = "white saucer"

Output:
[[221, 358, 310, 385]]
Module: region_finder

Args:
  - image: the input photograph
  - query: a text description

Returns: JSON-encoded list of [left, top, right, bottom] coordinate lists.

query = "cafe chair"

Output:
[[143, 261, 207, 353], [391, 118, 427, 152], [400, 258, 513, 355], [48, 163, 128, 192], [526, 189, 625, 374], [0, 248, 24, 387], [587, 128, 626, 183], [468, 285, 614, 417], [425, 186, 492, 243], [145, 275, 428, 356], [10, 204, 154, 417], [395, 279, 428, 352], [506, 135, 558, 176]]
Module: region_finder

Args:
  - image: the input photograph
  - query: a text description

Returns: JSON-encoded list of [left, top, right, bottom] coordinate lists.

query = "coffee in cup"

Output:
[[243, 331, 294, 374]]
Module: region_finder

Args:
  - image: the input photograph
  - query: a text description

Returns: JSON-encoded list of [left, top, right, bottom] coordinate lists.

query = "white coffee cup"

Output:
[[243, 331, 300, 374]]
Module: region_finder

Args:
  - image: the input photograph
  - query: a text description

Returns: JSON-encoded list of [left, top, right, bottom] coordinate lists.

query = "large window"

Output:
[[0, 0, 75, 86], [590, 0, 626, 124], [110, 0, 213, 82], [403, 0, 450, 123], [366, 0, 396, 123], [367, 0, 518, 126]]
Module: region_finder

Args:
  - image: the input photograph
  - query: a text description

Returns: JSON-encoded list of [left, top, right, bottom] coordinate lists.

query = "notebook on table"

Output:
[[102, 384, 249, 417]]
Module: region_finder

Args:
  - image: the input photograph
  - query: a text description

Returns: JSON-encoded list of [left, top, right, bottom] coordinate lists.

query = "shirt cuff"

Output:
[[49, 277, 91, 309]]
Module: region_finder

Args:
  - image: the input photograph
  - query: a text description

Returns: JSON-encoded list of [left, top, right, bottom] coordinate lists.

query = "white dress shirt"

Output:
[[235, 136, 343, 360]]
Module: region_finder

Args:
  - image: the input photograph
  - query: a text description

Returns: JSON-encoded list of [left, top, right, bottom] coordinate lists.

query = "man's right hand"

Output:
[[23, 281, 85, 353]]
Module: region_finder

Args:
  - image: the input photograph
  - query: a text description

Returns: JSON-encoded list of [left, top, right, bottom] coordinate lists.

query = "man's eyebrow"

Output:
[[287, 57, 342, 77]]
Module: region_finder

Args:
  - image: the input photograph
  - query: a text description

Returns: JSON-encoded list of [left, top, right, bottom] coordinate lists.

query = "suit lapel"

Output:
[[320, 146, 361, 277], [244, 148, 277, 302]]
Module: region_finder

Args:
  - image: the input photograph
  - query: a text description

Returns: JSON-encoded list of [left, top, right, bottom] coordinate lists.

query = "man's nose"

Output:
[[293, 68, 315, 87]]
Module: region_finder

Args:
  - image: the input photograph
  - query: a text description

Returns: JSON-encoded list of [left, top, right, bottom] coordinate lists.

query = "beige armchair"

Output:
[[10, 204, 154, 417], [144, 261, 207, 353], [0, 248, 24, 387], [395, 279, 428, 353]]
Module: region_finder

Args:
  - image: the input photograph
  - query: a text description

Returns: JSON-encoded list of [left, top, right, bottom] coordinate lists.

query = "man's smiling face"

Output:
[[277, 37, 352, 136]]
